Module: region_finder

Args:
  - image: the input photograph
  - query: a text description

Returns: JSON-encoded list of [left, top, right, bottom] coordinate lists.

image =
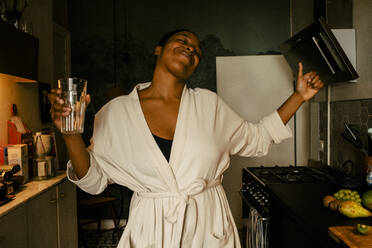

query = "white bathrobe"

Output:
[[67, 82, 292, 248]]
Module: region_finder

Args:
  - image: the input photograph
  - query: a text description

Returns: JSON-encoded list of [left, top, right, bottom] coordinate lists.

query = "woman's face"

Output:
[[155, 31, 202, 80]]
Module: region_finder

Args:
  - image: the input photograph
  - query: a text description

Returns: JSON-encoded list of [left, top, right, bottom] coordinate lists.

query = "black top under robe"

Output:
[[152, 134, 173, 162]]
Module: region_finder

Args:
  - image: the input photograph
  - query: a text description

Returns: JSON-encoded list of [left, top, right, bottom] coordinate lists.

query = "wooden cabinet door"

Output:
[[0, 205, 28, 248], [57, 180, 78, 248], [27, 186, 58, 248]]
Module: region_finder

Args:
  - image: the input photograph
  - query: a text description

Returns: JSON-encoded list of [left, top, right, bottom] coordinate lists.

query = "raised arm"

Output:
[[48, 89, 91, 179], [277, 62, 324, 125]]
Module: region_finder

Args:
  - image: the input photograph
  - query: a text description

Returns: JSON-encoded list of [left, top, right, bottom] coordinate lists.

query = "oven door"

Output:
[[247, 207, 269, 248]]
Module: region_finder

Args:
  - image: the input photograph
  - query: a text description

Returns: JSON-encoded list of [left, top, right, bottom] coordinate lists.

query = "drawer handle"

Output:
[[60, 193, 65, 198], [50, 199, 57, 204]]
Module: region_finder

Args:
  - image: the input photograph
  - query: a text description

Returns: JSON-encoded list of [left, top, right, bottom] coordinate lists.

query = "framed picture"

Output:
[[38, 82, 52, 123]]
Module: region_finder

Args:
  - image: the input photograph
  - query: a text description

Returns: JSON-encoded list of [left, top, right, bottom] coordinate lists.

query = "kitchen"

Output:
[[0, 0, 372, 248]]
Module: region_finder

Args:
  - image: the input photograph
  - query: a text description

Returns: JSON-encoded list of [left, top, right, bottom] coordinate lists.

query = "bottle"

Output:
[[366, 129, 372, 187], [7, 104, 29, 143], [367, 165, 372, 187]]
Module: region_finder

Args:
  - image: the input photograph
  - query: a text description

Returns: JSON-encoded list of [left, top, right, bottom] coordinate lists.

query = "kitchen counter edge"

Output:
[[0, 171, 67, 217]]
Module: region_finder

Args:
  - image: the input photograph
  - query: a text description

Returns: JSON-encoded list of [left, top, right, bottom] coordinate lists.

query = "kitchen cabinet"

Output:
[[0, 204, 28, 248], [28, 179, 78, 248], [0, 20, 39, 81], [57, 179, 78, 248], [0, 176, 78, 248], [28, 186, 58, 247]]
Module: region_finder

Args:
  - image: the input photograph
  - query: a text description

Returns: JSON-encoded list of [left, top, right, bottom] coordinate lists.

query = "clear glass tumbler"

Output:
[[58, 78, 87, 134]]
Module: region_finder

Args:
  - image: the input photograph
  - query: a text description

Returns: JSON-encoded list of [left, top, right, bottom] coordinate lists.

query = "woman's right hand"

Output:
[[48, 89, 91, 132]]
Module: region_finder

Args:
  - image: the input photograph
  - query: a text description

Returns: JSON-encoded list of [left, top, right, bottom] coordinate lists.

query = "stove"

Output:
[[241, 165, 334, 248], [248, 165, 332, 185]]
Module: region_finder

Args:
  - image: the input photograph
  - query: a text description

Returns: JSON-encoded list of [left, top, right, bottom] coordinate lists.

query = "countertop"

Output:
[[268, 182, 372, 247], [0, 171, 67, 217]]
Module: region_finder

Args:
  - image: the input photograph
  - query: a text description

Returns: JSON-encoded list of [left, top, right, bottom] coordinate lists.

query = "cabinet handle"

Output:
[[50, 199, 57, 204], [60, 193, 65, 198]]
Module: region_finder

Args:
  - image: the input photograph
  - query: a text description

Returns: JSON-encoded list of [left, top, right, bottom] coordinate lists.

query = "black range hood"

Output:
[[280, 17, 358, 84], [0, 20, 39, 81]]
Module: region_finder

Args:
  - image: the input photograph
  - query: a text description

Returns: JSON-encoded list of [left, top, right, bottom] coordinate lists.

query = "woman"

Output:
[[49, 29, 323, 247]]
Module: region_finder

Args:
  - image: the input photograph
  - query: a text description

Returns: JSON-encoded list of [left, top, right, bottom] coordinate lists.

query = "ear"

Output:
[[154, 46, 162, 56]]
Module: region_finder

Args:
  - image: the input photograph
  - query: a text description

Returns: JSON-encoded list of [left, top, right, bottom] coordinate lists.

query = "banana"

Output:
[[339, 200, 372, 218]]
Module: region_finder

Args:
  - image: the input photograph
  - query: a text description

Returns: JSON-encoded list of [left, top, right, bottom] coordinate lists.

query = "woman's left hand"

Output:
[[296, 62, 324, 101]]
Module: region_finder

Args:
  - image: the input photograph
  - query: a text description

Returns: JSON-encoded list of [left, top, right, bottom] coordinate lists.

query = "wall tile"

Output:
[[329, 98, 372, 180]]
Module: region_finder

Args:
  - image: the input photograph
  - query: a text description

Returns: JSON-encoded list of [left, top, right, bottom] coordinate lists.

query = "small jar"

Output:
[[45, 156, 55, 178], [34, 158, 49, 180]]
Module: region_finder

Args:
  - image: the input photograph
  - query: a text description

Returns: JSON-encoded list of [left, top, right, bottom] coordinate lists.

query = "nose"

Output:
[[185, 45, 195, 55]]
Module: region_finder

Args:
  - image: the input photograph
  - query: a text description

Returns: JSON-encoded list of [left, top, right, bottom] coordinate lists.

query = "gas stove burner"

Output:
[[245, 165, 332, 184], [259, 170, 274, 177], [261, 170, 272, 174], [277, 173, 301, 183]]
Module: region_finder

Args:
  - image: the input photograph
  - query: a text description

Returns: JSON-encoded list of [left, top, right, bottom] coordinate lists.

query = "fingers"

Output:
[[311, 79, 324, 89], [48, 88, 61, 104], [304, 72, 324, 89], [48, 89, 71, 121], [86, 94, 91, 104], [298, 62, 303, 78], [297, 62, 324, 92]]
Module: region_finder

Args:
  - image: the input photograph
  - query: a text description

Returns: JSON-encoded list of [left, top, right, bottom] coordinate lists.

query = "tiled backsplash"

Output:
[[326, 98, 372, 180]]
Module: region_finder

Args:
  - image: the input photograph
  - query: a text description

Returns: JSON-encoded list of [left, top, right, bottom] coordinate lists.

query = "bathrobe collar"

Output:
[[129, 82, 188, 192]]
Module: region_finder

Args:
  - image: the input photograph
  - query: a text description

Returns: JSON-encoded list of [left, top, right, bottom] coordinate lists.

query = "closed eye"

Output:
[[176, 38, 187, 44]]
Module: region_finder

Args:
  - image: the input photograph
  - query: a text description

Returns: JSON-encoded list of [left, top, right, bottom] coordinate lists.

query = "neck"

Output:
[[146, 66, 185, 100]]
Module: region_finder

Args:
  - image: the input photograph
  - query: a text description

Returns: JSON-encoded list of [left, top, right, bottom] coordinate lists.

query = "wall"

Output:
[[290, 0, 314, 167], [330, 99, 372, 179], [330, 0, 372, 101], [68, 0, 290, 113], [327, 1, 372, 180]]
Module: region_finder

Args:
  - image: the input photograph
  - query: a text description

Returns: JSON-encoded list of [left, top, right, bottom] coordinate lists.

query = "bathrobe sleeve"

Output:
[[66, 103, 116, 195], [215, 94, 292, 157]]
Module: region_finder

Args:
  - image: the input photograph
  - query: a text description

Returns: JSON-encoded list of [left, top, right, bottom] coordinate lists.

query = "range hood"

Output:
[[0, 20, 39, 81], [280, 17, 358, 84]]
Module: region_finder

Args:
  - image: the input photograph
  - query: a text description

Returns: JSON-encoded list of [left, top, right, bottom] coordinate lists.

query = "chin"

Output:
[[168, 63, 195, 80]]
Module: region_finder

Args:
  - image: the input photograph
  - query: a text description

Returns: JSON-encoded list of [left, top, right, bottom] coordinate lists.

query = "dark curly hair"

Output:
[[157, 29, 200, 47]]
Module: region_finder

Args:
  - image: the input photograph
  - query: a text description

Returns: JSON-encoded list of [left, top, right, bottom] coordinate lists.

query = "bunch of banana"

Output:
[[339, 200, 372, 218], [323, 195, 372, 218]]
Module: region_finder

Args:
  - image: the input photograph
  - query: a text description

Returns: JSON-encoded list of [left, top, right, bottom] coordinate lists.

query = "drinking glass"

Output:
[[57, 78, 87, 134]]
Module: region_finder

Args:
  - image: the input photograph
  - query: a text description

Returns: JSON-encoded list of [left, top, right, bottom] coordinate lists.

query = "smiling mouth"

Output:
[[178, 50, 194, 64]]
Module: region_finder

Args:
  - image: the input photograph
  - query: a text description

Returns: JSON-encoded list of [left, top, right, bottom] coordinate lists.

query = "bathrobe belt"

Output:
[[137, 177, 222, 247]]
